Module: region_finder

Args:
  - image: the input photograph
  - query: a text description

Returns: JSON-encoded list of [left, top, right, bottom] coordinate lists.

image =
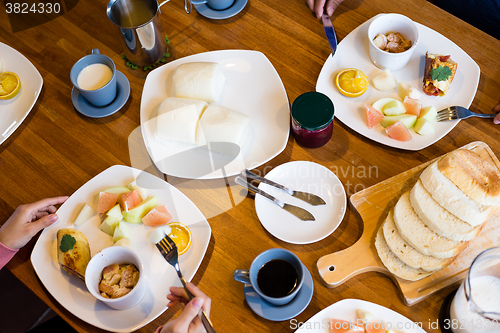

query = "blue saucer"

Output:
[[71, 70, 130, 118], [244, 263, 314, 321], [194, 0, 247, 20]]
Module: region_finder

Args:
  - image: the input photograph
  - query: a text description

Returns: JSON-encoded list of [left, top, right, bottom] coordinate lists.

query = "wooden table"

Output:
[[1, 0, 499, 332]]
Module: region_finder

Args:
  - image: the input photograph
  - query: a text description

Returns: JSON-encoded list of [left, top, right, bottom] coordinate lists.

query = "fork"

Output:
[[156, 235, 216, 333], [437, 106, 496, 121]]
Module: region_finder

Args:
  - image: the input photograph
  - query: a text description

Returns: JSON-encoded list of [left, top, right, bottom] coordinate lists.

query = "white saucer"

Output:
[[71, 71, 130, 118], [194, 0, 247, 20], [244, 263, 314, 321], [255, 161, 347, 244]]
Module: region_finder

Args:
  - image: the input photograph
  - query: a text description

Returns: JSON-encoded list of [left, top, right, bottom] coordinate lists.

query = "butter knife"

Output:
[[242, 169, 326, 206], [322, 13, 338, 56], [235, 176, 315, 221]]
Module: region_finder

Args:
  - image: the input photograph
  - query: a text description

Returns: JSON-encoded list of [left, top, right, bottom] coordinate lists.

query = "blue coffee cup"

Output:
[[233, 248, 304, 305], [70, 49, 117, 107], [191, 0, 234, 10]]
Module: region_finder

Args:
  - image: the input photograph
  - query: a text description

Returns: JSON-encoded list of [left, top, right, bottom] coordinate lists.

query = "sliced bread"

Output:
[[393, 191, 465, 258], [375, 227, 433, 281], [438, 149, 500, 206], [420, 161, 491, 226], [382, 210, 452, 271], [410, 180, 482, 242]]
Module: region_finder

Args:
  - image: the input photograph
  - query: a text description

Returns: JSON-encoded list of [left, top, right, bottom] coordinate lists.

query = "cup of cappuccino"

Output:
[[70, 49, 117, 107]]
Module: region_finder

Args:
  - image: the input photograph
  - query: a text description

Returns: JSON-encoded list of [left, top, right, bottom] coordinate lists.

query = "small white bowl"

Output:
[[368, 13, 419, 71], [85, 246, 146, 310]]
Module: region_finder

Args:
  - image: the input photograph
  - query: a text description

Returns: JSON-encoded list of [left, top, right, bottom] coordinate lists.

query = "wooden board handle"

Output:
[[317, 236, 388, 287]]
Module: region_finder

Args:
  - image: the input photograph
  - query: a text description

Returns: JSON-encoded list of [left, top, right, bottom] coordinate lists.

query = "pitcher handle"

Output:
[[185, 0, 192, 13], [233, 270, 251, 284]]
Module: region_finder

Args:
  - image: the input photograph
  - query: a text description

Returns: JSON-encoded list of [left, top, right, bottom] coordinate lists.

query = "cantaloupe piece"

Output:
[[142, 205, 172, 227], [97, 192, 118, 214]]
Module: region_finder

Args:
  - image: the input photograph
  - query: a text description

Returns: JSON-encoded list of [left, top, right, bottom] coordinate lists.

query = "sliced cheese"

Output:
[[155, 97, 208, 144], [196, 104, 250, 155], [173, 62, 226, 103]]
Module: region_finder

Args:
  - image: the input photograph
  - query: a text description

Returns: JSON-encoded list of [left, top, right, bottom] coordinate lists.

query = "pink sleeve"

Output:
[[0, 241, 18, 270]]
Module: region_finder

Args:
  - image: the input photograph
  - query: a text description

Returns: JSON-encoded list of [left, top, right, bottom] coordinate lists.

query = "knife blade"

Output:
[[242, 169, 326, 206], [321, 13, 338, 56], [235, 176, 315, 221]]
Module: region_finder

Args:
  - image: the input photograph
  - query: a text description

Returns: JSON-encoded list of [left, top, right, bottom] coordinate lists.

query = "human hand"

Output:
[[160, 283, 212, 333], [493, 102, 500, 124], [306, 0, 345, 18], [0, 196, 68, 249]]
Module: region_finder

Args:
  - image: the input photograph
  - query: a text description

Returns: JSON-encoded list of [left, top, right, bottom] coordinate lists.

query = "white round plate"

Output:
[[255, 161, 347, 244]]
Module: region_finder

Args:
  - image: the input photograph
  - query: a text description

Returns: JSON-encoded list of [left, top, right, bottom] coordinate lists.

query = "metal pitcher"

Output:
[[106, 0, 192, 66]]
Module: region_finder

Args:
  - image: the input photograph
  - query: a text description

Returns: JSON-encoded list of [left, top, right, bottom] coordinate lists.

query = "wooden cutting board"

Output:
[[317, 141, 500, 306]]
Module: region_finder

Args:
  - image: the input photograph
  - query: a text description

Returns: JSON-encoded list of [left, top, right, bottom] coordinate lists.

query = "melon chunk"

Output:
[[364, 103, 384, 129], [385, 120, 412, 141], [73, 204, 96, 226], [372, 69, 397, 91], [382, 100, 406, 116], [122, 196, 158, 224], [127, 181, 148, 201], [372, 98, 398, 113], [414, 118, 435, 135], [398, 81, 421, 100], [113, 222, 131, 242], [380, 114, 417, 129], [420, 106, 437, 120], [97, 192, 118, 214]]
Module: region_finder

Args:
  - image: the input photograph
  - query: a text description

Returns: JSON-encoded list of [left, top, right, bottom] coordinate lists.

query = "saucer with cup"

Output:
[[70, 49, 130, 118], [234, 248, 314, 321], [193, 0, 247, 20]]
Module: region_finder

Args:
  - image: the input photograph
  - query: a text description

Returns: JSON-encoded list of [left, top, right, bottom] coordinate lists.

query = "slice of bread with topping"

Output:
[[420, 161, 491, 226], [393, 191, 465, 258], [438, 149, 500, 207], [375, 227, 432, 281], [383, 210, 452, 272], [411, 180, 482, 241]]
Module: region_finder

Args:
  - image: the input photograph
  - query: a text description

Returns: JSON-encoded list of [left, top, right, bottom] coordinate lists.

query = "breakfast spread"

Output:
[[373, 31, 412, 53], [422, 52, 457, 96], [375, 149, 500, 281], [99, 263, 140, 299], [57, 228, 91, 280]]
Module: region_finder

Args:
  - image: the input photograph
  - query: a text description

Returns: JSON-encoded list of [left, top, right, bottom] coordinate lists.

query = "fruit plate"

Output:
[[316, 14, 480, 151], [0, 42, 43, 145], [140, 50, 290, 179], [31, 165, 212, 332], [295, 299, 426, 332]]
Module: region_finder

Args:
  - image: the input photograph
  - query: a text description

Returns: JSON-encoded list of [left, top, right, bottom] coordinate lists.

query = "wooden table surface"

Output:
[[1, 0, 500, 332]]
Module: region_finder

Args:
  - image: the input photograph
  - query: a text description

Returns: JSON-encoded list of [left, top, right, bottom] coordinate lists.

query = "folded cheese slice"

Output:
[[196, 104, 250, 155], [156, 97, 208, 144], [173, 62, 226, 103]]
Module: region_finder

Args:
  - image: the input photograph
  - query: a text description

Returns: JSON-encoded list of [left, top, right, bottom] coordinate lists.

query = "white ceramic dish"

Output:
[[0, 42, 43, 145], [317, 15, 480, 151], [31, 165, 211, 332], [255, 161, 346, 244], [295, 299, 426, 332], [140, 50, 290, 179]]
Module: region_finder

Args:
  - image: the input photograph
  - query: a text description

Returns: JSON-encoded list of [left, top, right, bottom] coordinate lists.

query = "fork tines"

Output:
[[156, 236, 177, 255], [436, 106, 457, 121]]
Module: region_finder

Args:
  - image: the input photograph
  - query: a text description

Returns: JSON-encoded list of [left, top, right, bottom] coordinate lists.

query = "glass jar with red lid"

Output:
[[291, 92, 334, 148]]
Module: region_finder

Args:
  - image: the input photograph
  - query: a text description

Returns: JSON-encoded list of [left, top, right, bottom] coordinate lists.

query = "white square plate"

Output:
[[0, 42, 43, 145], [316, 15, 480, 150], [140, 50, 290, 179], [31, 165, 211, 332]]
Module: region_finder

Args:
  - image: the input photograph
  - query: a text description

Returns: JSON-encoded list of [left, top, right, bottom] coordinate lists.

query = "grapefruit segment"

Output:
[[385, 120, 412, 142], [97, 192, 118, 214], [403, 96, 422, 117], [142, 205, 172, 227], [364, 103, 384, 129], [120, 190, 142, 211]]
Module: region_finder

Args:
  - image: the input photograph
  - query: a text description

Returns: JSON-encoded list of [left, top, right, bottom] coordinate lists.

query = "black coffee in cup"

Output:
[[256, 259, 298, 298]]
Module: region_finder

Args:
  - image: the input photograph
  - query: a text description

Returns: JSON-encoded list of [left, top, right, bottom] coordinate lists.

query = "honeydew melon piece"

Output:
[[127, 180, 148, 201], [414, 118, 435, 135], [73, 204, 96, 226], [113, 222, 131, 242], [103, 186, 130, 195], [372, 69, 397, 91], [100, 216, 121, 236], [420, 106, 437, 121], [380, 114, 417, 128], [106, 204, 123, 220], [398, 81, 422, 100], [382, 100, 406, 116], [122, 196, 158, 224], [372, 98, 398, 113]]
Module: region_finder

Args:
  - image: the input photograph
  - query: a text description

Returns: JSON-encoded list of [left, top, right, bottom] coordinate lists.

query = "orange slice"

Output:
[[167, 222, 192, 255], [335, 68, 369, 97], [0, 72, 21, 100]]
